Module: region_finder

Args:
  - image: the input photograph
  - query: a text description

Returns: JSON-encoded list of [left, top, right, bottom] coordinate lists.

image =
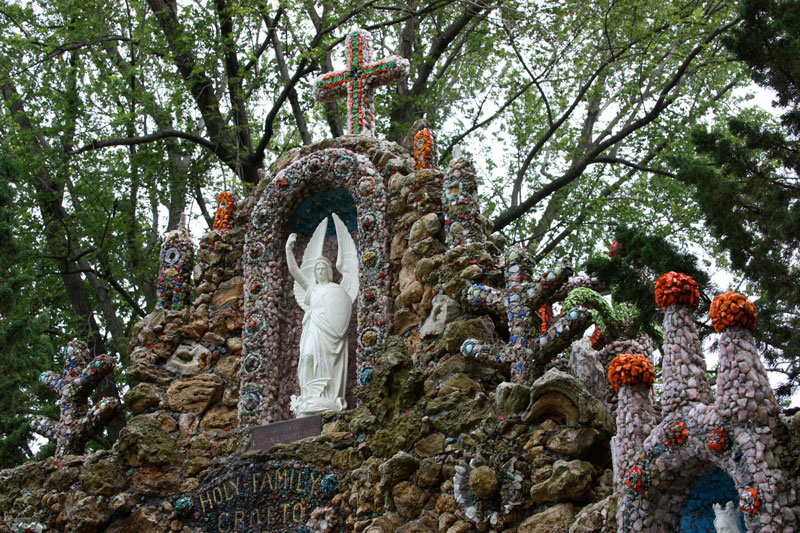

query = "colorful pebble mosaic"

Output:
[[158, 222, 195, 311], [613, 281, 797, 531]]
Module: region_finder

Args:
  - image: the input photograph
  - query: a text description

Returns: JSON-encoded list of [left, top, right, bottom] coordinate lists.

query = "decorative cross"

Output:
[[313, 28, 410, 136], [32, 339, 121, 457]]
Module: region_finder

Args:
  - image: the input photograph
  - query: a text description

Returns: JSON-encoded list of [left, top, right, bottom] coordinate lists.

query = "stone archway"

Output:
[[679, 468, 744, 532], [239, 148, 392, 425]]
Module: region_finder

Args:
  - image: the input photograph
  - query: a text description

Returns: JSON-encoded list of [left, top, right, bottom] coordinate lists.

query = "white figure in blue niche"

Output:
[[713, 501, 745, 533], [285, 213, 358, 417]]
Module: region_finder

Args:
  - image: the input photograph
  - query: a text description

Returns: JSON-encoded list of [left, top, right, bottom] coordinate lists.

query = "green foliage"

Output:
[[723, 0, 800, 134], [0, 151, 57, 468], [585, 225, 711, 339], [563, 288, 622, 332]]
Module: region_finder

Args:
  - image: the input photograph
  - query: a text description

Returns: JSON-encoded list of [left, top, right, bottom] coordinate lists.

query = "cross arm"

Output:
[[39, 371, 65, 394], [314, 71, 350, 102], [464, 284, 507, 314], [33, 417, 59, 441]]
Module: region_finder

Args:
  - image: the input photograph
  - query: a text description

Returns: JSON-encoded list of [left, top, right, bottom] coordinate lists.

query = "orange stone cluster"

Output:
[[413, 129, 436, 170], [608, 353, 656, 392], [212, 192, 236, 230], [655, 271, 700, 310], [709, 292, 757, 332], [538, 303, 554, 333]]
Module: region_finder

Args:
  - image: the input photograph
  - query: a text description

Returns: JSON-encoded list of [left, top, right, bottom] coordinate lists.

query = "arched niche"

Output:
[[239, 148, 392, 425], [620, 423, 766, 531], [680, 468, 744, 532]]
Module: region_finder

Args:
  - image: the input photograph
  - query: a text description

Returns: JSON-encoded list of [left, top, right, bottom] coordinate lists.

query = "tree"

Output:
[[0, 150, 57, 467], [0, 0, 754, 463], [673, 0, 800, 398]]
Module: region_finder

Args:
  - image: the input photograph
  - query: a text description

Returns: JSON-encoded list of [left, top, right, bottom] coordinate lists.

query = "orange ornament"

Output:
[[709, 292, 757, 332], [608, 353, 655, 391], [539, 303, 554, 333], [655, 272, 700, 310], [590, 326, 606, 351], [212, 192, 236, 230]]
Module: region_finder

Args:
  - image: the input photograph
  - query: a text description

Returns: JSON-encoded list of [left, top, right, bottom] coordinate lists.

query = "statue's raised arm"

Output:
[[288, 217, 328, 311]]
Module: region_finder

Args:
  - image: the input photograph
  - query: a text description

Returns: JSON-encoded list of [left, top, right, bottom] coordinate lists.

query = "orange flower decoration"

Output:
[[665, 420, 689, 447], [212, 192, 236, 230], [707, 427, 727, 452], [740, 487, 760, 514], [655, 272, 700, 310], [709, 292, 757, 332], [608, 353, 655, 391]]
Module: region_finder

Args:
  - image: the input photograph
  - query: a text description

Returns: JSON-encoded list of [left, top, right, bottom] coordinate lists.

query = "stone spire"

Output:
[[655, 272, 713, 412]]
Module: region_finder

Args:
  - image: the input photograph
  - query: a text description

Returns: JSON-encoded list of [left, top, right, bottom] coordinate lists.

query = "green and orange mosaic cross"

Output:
[[313, 29, 409, 135]]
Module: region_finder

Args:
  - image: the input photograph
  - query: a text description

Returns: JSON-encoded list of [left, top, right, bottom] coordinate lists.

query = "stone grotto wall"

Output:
[[1, 132, 798, 533]]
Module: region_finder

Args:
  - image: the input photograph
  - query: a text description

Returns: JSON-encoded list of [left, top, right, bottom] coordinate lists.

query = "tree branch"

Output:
[[70, 128, 217, 157], [214, 0, 253, 155], [590, 157, 675, 177], [492, 18, 740, 231]]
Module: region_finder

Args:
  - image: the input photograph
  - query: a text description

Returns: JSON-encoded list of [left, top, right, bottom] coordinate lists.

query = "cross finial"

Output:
[[313, 28, 410, 136]]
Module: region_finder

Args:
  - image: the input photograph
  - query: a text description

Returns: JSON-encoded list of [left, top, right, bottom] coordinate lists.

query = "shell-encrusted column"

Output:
[[608, 353, 658, 532], [709, 292, 797, 531], [608, 354, 657, 484], [711, 292, 776, 425], [443, 155, 484, 247], [655, 272, 713, 413], [158, 216, 195, 311]]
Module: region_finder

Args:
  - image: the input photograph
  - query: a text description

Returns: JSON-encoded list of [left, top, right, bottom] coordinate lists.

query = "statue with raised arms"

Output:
[[285, 213, 358, 417]]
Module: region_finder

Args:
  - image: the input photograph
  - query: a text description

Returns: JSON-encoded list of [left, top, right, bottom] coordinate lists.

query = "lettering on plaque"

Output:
[[192, 460, 339, 532]]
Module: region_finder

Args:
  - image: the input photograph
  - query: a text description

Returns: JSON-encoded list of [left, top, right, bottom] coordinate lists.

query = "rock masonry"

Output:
[[1, 133, 798, 533]]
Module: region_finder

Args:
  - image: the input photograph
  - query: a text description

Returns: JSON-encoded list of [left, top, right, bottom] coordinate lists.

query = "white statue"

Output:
[[285, 213, 358, 417], [713, 501, 745, 533]]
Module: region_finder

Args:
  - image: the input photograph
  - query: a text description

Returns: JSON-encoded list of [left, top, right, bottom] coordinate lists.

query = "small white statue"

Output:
[[713, 501, 745, 533], [286, 213, 358, 417]]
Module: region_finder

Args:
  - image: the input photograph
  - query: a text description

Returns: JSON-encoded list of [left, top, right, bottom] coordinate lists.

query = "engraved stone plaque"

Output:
[[249, 415, 322, 451], [192, 459, 338, 532]]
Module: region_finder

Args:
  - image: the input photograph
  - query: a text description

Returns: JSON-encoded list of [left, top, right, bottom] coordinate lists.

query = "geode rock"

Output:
[[468, 465, 498, 498], [391, 481, 427, 519], [523, 369, 613, 436], [124, 383, 162, 415], [79, 461, 126, 496], [356, 336, 424, 424], [495, 382, 531, 414], [166, 374, 223, 414], [568, 337, 609, 401], [518, 503, 575, 533]]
